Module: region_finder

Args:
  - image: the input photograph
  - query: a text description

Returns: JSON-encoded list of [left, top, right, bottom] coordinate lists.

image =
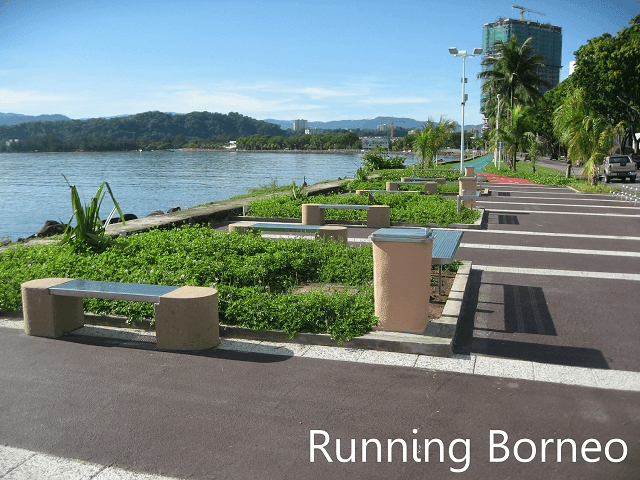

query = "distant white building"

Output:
[[293, 119, 308, 132], [305, 127, 327, 135], [361, 137, 389, 149]]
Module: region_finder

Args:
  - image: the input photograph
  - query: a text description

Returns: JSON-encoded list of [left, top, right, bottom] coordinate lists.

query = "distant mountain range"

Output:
[[264, 116, 481, 132], [1, 112, 481, 132], [0, 113, 71, 126]]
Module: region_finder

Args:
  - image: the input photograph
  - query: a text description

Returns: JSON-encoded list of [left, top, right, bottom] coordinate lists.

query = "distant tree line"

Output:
[[0, 111, 420, 153]]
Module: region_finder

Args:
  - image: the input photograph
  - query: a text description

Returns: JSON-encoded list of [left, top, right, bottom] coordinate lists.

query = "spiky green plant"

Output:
[[59, 174, 125, 252]]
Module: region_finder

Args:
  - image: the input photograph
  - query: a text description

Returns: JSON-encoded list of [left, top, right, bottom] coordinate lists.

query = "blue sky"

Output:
[[0, 0, 635, 125]]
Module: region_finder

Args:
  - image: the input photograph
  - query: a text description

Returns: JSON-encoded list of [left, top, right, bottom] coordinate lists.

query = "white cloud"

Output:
[[0, 88, 74, 106]]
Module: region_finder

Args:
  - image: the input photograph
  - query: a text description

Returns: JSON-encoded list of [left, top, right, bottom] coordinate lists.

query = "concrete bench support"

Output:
[[402, 177, 446, 185], [302, 204, 324, 225], [387, 181, 438, 195], [229, 222, 348, 244], [366, 205, 391, 228], [459, 174, 478, 209], [369, 228, 434, 333], [22, 278, 85, 338], [154, 286, 219, 351]]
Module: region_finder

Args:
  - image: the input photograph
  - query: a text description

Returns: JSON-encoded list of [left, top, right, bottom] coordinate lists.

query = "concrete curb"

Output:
[[72, 260, 472, 358]]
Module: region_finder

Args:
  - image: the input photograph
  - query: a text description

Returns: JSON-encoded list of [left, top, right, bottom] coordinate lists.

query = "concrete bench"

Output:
[[402, 176, 446, 185], [229, 221, 348, 244], [413, 168, 456, 173], [21, 278, 219, 351], [386, 181, 438, 194], [302, 203, 390, 228], [430, 229, 464, 294]]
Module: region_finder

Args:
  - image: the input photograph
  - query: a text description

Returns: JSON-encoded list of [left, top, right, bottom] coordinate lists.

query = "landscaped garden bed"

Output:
[[0, 224, 461, 343]]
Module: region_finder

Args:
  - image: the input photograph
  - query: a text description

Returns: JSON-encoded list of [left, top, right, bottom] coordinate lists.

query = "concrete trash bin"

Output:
[[369, 228, 433, 333]]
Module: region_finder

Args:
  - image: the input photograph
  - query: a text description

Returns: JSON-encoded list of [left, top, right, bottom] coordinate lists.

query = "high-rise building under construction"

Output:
[[481, 17, 562, 96]]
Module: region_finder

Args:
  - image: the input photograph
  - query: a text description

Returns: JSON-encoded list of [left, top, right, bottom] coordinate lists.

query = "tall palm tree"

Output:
[[498, 104, 535, 171], [478, 36, 550, 118], [412, 117, 455, 168], [553, 88, 623, 185]]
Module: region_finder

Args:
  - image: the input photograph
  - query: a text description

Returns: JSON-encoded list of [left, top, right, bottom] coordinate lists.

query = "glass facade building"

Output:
[[481, 17, 562, 98]]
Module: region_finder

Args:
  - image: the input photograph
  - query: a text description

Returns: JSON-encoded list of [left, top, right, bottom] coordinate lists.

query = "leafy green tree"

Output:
[[571, 14, 640, 154]]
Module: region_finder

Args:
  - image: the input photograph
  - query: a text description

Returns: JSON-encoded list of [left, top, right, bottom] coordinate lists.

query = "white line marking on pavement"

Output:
[[484, 209, 640, 217], [478, 200, 638, 210], [440, 228, 640, 241], [483, 195, 629, 203], [473, 264, 640, 281], [459, 243, 640, 257]]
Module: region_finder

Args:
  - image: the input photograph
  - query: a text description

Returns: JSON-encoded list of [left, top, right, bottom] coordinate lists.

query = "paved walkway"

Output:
[[1, 174, 639, 479]]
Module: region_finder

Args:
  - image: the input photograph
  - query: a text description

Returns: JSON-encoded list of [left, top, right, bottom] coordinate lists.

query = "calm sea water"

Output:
[[0, 151, 374, 241]]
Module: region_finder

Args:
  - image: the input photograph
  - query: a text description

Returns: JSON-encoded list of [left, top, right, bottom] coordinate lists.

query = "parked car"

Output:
[[600, 155, 637, 183]]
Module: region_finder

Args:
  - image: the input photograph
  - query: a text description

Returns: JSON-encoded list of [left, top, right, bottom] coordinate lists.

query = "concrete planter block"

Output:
[[228, 221, 256, 234], [367, 205, 391, 228], [21, 278, 84, 338], [302, 204, 324, 225], [155, 286, 219, 351], [424, 182, 438, 194], [459, 177, 478, 208], [370, 231, 434, 333], [317, 225, 348, 244]]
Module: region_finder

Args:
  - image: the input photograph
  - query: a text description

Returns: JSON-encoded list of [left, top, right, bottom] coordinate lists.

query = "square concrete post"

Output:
[[302, 204, 324, 225], [366, 205, 390, 228], [21, 278, 84, 338], [155, 286, 219, 351], [464, 166, 475, 177], [459, 177, 478, 208], [386, 181, 399, 191], [228, 221, 256, 234], [424, 182, 438, 195], [317, 225, 348, 244], [369, 228, 433, 333]]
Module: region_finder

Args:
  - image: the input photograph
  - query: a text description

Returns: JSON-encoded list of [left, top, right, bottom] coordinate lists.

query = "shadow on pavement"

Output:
[[453, 269, 609, 369], [60, 333, 293, 363]]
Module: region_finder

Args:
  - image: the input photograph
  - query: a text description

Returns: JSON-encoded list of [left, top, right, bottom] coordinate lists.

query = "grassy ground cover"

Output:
[[0, 225, 378, 342]]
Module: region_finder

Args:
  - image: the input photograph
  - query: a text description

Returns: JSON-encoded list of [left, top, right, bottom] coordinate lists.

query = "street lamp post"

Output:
[[449, 47, 482, 172], [495, 93, 501, 168]]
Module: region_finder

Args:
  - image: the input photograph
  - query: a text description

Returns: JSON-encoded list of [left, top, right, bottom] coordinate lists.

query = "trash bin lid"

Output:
[[369, 227, 433, 243]]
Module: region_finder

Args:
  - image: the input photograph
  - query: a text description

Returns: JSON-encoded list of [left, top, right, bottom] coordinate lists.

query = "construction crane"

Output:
[[511, 5, 546, 20], [390, 120, 404, 138]]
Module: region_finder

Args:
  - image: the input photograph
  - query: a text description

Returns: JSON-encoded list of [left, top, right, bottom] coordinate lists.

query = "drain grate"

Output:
[[498, 215, 519, 225]]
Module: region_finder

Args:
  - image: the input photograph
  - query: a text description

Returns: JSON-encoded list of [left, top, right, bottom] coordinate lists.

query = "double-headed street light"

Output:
[[448, 47, 482, 172]]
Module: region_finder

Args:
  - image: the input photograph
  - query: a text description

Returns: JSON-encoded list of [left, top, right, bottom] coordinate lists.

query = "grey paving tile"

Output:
[[216, 339, 262, 352], [3, 453, 100, 479], [533, 363, 599, 388], [94, 466, 183, 479], [250, 341, 309, 356], [357, 350, 419, 367], [414, 354, 476, 374], [301, 345, 365, 362], [474, 356, 535, 380], [591, 369, 640, 392], [75, 325, 155, 340], [0, 446, 35, 477]]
